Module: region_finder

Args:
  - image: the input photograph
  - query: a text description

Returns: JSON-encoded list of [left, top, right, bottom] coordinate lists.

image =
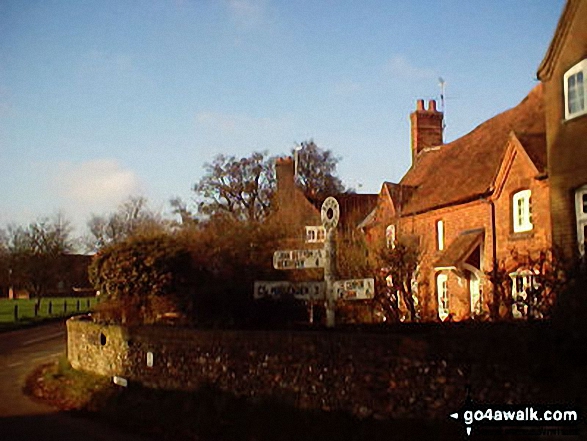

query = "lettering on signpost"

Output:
[[273, 249, 325, 270], [257, 197, 371, 327], [254, 281, 325, 300], [333, 278, 375, 300]]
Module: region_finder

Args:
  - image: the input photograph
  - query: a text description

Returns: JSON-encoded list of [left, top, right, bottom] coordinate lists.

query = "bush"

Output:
[[89, 233, 200, 325]]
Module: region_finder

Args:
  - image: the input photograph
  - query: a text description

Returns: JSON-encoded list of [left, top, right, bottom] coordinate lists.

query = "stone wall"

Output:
[[67, 317, 550, 420]]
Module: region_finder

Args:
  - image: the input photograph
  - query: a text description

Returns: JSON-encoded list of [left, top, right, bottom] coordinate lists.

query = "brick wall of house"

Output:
[[395, 145, 551, 321], [271, 157, 322, 239], [364, 190, 396, 246], [540, 0, 587, 257], [399, 200, 490, 321], [493, 149, 552, 269]]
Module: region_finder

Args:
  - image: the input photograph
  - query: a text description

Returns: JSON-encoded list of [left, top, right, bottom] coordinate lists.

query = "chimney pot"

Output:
[[428, 100, 437, 111], [416, 99, 425, 111]]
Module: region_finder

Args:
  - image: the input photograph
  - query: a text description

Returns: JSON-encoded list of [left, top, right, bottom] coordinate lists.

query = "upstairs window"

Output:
[[564, 59, 587, 120], [436, 220, 444, 250], [512, 190, 533, 233], [386, 224, 396, 249]]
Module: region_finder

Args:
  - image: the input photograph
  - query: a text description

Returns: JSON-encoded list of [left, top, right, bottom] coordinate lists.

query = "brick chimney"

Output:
[[275, 156, 295, 195], [410, 99, 444, 164]]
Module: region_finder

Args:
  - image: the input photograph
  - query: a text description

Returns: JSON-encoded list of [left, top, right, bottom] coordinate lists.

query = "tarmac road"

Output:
[[0, 321, 149, 440]]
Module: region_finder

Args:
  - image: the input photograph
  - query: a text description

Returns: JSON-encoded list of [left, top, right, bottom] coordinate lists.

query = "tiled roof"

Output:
[[433, 229, 484, 269], [309, 193, 378, 228], [399, 85, 546, 215], [336, 193, 379, 227], [516, 132, 547, 173]]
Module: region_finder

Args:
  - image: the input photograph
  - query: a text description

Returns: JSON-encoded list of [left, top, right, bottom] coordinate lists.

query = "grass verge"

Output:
[[25, 356, 114, 412]]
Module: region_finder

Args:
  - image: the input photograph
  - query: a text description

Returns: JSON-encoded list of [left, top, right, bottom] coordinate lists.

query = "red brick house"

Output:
[[362, 87, 551, 321], [537, 0, 587, 261], [270, 156, 377, 246]]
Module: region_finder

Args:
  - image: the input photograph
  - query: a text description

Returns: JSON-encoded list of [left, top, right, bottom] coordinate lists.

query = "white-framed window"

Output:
[[436, 220, 444, 251], [575, 185, 587, 256], [512, 190, 533, 233], [564, 59, 587, 120], [386, 224, 396, 249], [305, 226, 326, 243], [510, 269, 540, 319], [436, 273, 449, 321]]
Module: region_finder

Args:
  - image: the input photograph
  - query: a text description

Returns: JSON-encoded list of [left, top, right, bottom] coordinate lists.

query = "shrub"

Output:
[[89, 233, 199, 325]]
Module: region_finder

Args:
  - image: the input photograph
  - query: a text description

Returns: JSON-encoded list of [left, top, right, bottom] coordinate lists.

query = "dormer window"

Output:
[[564, 59, 587, 120], [512, 190, 532, 233]]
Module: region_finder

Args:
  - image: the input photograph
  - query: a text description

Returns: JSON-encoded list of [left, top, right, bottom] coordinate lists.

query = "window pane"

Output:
[[582, 193, 587, 214], [578, 72, 585, 111], [568, 72, 586, 115]]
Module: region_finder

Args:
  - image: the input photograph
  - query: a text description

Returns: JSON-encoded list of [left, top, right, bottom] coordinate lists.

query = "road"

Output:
[[0, 321, 149, 440]]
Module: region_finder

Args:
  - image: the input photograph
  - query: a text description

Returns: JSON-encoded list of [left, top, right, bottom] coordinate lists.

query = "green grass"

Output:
[[0, 297, 98, 323], [25, 355, 114, 411]]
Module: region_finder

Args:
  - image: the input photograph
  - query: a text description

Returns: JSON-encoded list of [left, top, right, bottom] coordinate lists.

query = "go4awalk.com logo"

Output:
[[450, 397, 580, 436]]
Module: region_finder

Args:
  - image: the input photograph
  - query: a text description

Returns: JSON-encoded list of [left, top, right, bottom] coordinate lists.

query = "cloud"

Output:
[[225, 0, 271, 29], [385, 55, 436, 80], [54, 159, 143, 211]]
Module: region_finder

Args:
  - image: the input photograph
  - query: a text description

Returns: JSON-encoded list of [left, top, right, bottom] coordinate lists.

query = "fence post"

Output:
[[63, 299, 67, 314], [77, 300, 80, 311], [13, 304, 18, 321], [87, 299, 90, 309], [34, 302, 39, 317], [48, 301, 52, 315]]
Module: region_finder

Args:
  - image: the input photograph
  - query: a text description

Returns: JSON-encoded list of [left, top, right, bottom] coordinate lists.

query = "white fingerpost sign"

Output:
[[257, 196, 374, 328], [254, 281, 325, 300], [273, 249, 325, 270], [333, 278, 375, 300]]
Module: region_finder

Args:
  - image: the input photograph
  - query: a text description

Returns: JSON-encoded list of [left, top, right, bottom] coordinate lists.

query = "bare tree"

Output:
[[86, 196, 166, 251], [374, 240, 421, 322], [1, 214, 74, 305], [169, 197, 199, 227], [293, 140, 347, 200], [194, 152, 275, 222], [487, 247, 567, 320], [193, 143, 348, 223]]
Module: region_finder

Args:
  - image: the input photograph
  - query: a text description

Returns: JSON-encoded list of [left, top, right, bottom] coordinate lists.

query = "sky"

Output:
[[0, 0, 565, 237]]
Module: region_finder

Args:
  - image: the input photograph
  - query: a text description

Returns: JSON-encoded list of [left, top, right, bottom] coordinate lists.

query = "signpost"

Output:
[[273, 249, 325, 270], [320, 197, 339, 328], [333, 278, 375, 300], [256, 196, 375, 328], [254, 281, 325, 300]]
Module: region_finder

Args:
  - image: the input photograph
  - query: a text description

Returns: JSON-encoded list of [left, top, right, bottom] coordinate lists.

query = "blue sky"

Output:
[[0, 0, 564, 236]]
